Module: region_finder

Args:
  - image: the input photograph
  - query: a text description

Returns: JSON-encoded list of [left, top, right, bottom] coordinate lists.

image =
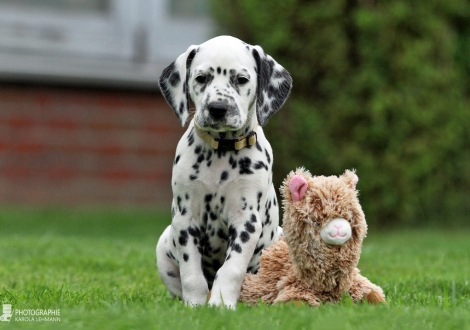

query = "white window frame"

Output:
[[0, 0, 212, 89]]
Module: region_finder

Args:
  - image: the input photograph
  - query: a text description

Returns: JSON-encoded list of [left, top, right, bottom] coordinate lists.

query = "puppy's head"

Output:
[[159, 36, 292, 131]]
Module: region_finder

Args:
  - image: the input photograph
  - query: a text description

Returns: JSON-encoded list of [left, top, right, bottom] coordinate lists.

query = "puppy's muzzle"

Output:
[[208, 102, 228, 120]]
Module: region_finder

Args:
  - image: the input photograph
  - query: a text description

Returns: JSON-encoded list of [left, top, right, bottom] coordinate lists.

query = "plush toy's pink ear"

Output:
[[351, 174, 359, 189], [342, 170, 359, 189], [289, 175, 308, 202]]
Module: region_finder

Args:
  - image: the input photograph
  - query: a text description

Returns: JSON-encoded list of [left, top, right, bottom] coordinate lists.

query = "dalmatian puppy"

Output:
[[156, 35, 292, 308]]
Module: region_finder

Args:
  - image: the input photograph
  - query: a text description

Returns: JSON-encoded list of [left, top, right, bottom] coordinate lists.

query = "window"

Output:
[[0, 0, 212, 89]]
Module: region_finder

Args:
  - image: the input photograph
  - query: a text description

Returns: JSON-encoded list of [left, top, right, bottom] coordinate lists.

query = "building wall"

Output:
[[0, 83, 184, 206]]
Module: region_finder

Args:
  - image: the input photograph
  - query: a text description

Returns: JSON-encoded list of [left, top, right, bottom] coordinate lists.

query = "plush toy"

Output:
[[239, 168, 385, 306]]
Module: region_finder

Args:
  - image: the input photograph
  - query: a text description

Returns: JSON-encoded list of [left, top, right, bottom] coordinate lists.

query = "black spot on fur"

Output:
[[217, 229, 228, 241], [167, 271, 178, 278], [250, 214, 257, 223], [197, 153, 205, 163], [257, 192, 262, 211], [254, 244, 265, 255], [220, 171, 229, 182], [228, 225, 237, 242], [183, 253, 189, 262], [178, 230, 188, 246], [240, 231, 250, 243], [169, 70, 180, 87], [179, 102, 185, 115], [245, 221, 256, 233], [190, 174, 198, 181], [206, 150, 213, 162], [188, 226, 200, 238], [239, 157, 254, 175], [232, 243, 242, 253], [174, 155, 180, 165], [229, 156, 237, 169], [254, 161, 268, 170], [265, 149, 271, 164], [187, 128, 195, 146], [177, 195, 182, 212]]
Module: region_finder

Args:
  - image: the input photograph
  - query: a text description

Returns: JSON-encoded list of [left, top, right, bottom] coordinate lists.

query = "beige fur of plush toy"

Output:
[[239, 168, 385, 306]]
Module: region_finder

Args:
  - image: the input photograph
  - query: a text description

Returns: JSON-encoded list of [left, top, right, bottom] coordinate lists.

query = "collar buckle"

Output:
[[194, 120, 258, 152]]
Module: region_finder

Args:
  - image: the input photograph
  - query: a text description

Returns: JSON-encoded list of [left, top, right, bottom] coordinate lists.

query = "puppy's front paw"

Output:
[[208, 289, 237, 309]]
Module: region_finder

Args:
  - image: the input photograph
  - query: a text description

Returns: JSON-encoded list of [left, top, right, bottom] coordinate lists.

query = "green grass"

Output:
[[1, 207, 469, 329]]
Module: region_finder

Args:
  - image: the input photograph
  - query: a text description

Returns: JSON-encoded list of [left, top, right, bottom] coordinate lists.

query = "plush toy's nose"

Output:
[[320, 218, 352, 245]]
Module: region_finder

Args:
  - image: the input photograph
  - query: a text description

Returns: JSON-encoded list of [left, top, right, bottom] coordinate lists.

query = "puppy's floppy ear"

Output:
[[159, 45, 198, 126], [252, 46, 292, 126]]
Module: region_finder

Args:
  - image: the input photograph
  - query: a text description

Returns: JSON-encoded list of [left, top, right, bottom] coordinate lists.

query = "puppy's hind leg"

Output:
[[156, 226, 182, 298]]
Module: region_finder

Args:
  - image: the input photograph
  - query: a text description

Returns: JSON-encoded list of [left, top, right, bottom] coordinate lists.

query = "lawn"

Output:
[[1, 207, 469, 329]]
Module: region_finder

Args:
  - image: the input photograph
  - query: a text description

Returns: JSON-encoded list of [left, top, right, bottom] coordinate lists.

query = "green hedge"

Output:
[[211, 0, 470, 228]]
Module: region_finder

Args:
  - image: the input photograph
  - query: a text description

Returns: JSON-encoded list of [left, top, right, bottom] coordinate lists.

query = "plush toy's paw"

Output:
[[364, 289, 386, 304]]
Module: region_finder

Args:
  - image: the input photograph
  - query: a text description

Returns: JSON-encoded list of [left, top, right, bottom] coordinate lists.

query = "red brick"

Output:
[[0, 84, 179, 206]]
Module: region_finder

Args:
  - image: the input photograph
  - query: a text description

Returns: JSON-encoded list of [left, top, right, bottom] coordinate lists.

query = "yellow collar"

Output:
[[193, 120, 258, 151]]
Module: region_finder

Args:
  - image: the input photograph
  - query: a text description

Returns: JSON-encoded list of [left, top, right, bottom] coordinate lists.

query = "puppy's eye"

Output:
[[237, 76, 249, 85], [195, 75, 207, 84]]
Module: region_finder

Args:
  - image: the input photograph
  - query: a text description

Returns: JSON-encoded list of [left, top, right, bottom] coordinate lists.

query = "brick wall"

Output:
[[0, 83, 185, 206]]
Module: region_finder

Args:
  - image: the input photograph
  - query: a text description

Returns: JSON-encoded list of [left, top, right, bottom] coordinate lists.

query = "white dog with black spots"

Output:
[[156, 35, 292, 308]]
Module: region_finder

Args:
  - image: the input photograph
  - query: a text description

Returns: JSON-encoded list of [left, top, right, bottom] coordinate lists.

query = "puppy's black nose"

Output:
[[208, 102, 228, 120]]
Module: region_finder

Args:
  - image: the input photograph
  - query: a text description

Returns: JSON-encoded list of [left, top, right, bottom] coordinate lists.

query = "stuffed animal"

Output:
[[239, 168, 385, 306]]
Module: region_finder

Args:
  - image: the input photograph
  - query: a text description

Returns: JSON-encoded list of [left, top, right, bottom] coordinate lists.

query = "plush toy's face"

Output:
[[286, 169, 364, 247]]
